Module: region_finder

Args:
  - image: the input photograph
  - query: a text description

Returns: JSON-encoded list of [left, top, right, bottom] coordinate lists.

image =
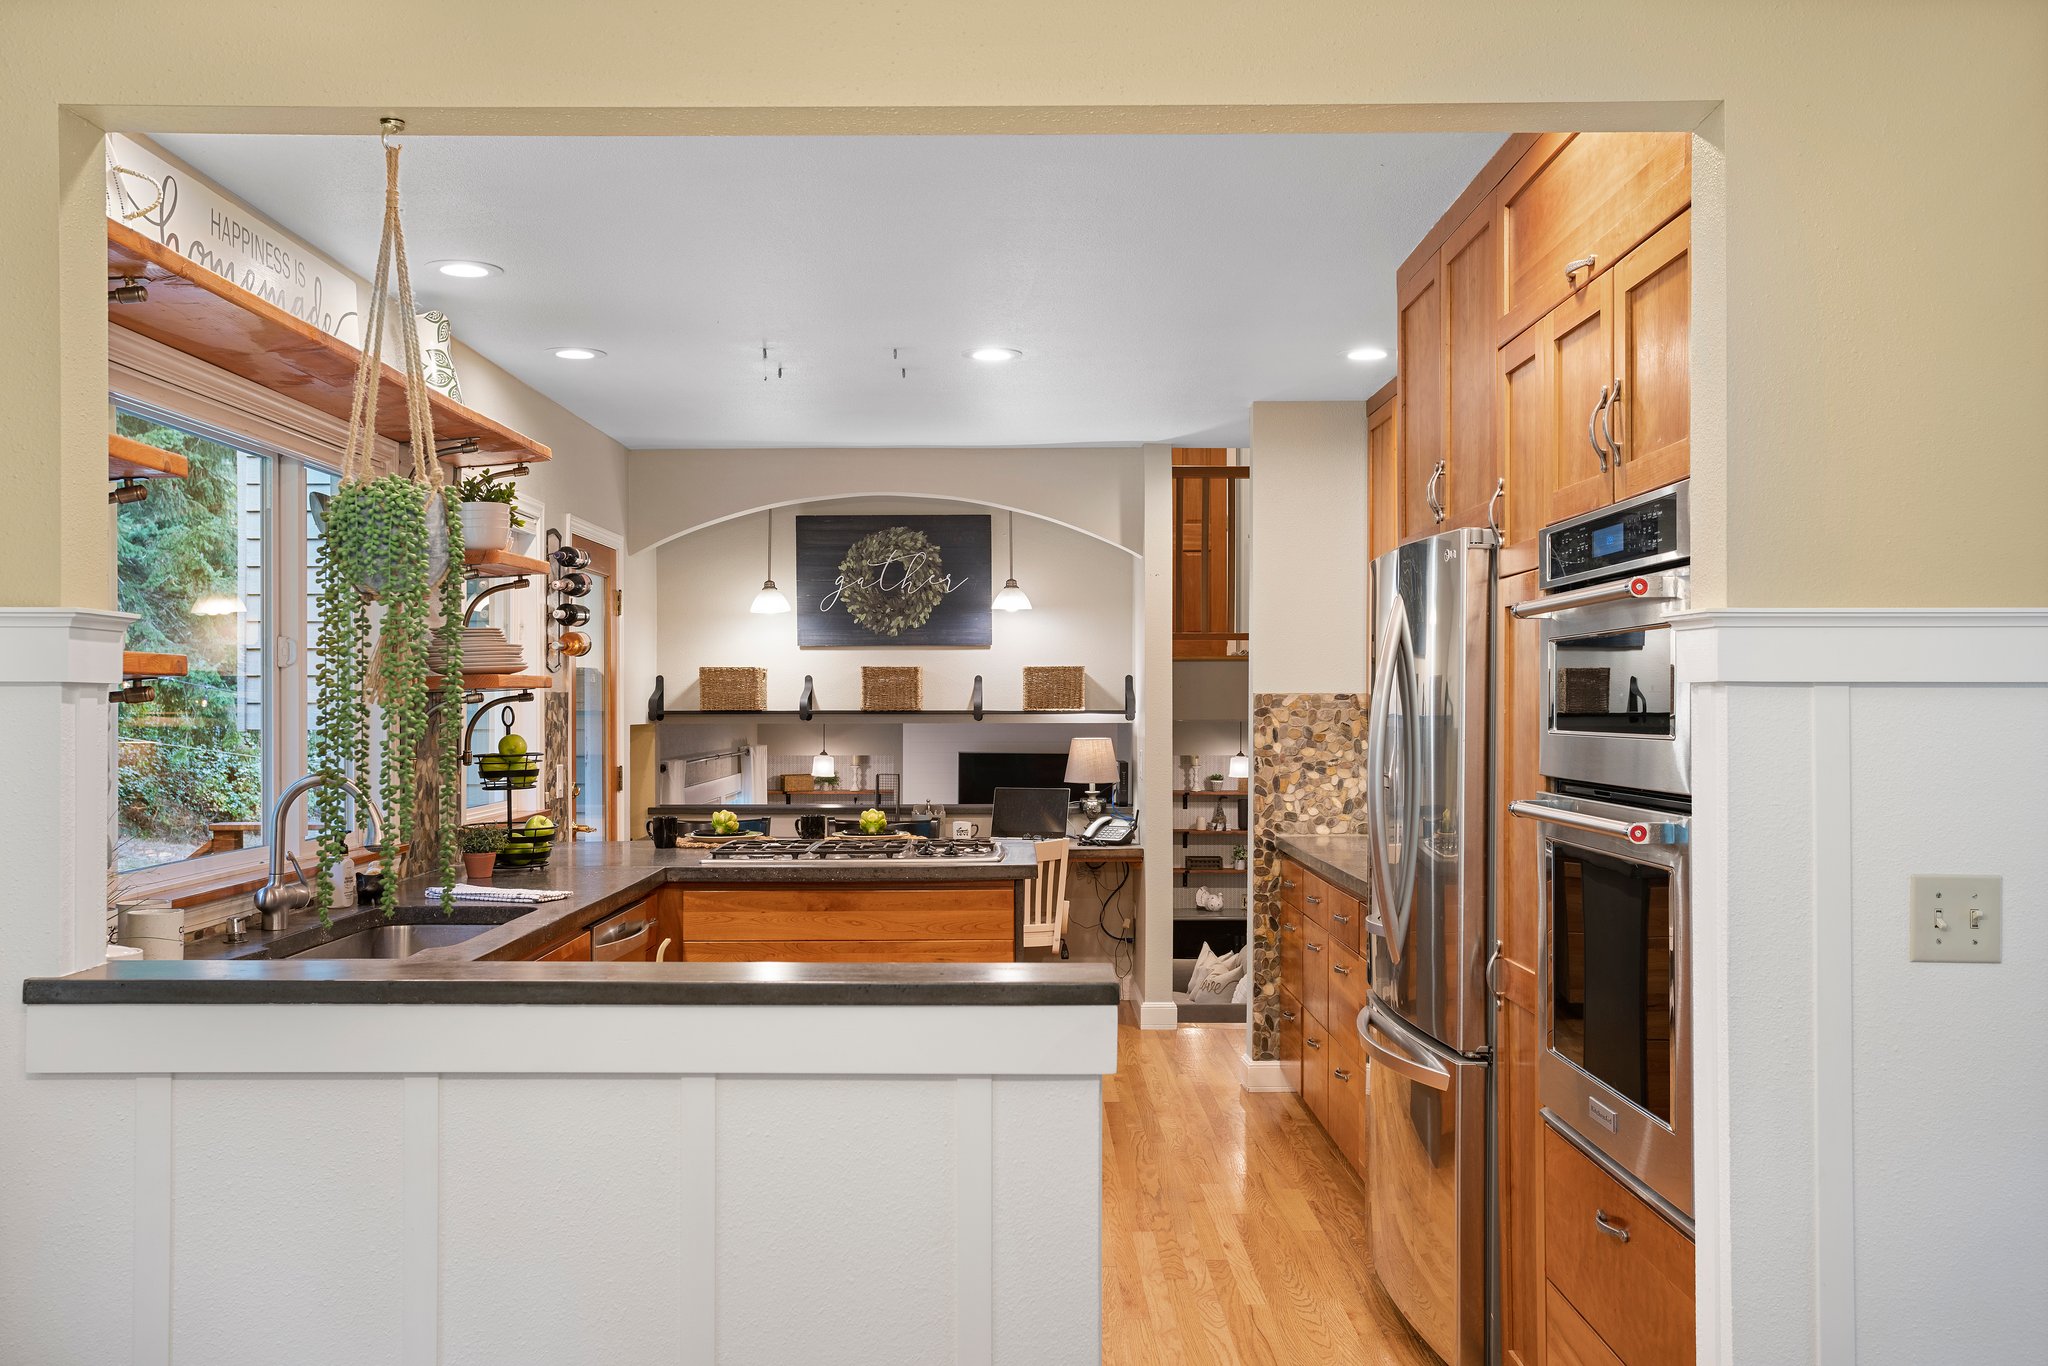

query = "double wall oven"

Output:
[[1509, 480, 1695, 1221]]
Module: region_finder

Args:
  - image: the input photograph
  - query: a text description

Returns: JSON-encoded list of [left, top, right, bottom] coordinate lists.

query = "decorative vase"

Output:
[[1206, 777, 1224, 792], [459, 500, 512, 553], [462, 851, 497, 880]]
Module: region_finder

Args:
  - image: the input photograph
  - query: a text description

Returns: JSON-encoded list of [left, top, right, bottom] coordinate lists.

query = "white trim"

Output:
[[954, 1076, 994, 1366], [562, 515, 629, 842], [132, 1075, 171, 1366], [678, 1076, 717, 1363], [0, 607, 133, 687], [1675, 609, 2048, 685], [1240, 1055, 1293, 1093], [1690, 683, 1735, 1366], [401, 1076, 439, 1366], [27, 1002, 1121, 1078], [1136, 999, 1178, 1031], [1811, 687, 1858, 1364]]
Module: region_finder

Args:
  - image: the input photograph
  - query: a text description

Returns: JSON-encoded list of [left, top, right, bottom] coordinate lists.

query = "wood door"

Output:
[[1301, 922, 1331, 1025], [534, 930, 591, 962], [1326, 1024, 1367, 1173], [1544, 1127, 1697, 1366], [1440, 198, 1503, 531], [1546, 1284, 1625, 1366], [1367, 381, 1400, 565], [1496, 132, 1693, 347], [678, 884, 1013, 940], [1498, 319, 1550, 552], [568, 534, 621, 840], [1301, 1010, 1330, 1128], [1542, 277, 1619, 527], [1279, 907, 1305, 1002], [1496, 570, 1547, 1366], [1277, 987, 1304, 1092], [1397, 254, 1445, 542], [1612, 210, 1693, 500]]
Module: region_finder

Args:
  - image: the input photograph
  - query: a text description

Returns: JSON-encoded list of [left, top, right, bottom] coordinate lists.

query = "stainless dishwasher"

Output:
[[590, 905, 653, 962]]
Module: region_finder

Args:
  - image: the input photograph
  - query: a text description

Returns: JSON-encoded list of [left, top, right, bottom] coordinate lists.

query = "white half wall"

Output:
[[1681, 610, 2048, 1366], [654, 496, 1135, 715], [1247, 402, 1369, 696]]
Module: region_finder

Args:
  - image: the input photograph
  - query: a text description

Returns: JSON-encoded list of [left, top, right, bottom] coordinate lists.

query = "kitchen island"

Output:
[[22, 842, 1115, 1365]]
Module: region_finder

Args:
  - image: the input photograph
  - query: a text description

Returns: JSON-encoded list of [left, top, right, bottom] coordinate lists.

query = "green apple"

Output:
[[498, 733, 529, 757], [524, 815, 555, 834]]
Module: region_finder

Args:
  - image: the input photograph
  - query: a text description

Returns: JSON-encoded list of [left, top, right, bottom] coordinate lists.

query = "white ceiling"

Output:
[[153, 132, 1504, 450]]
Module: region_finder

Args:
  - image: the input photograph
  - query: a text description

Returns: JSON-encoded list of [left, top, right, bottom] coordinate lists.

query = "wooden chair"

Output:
[[1021, 838, 1072, 954]]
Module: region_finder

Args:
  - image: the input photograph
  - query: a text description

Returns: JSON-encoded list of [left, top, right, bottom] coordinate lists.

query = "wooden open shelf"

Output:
[[463, 548, 549, 580], [122, 651, 188, 679], [108, 433, 188, 482], [427, 673, 553, 692], [107, 222, 550, 469]]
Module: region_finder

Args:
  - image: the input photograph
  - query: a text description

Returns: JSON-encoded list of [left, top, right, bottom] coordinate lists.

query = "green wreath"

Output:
[[836, 526, 947, 636]]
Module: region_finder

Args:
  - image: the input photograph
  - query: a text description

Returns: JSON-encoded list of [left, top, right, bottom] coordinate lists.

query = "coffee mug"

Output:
[[795, 814, 827, 839], [645, 815, 679, 849], [950, 819, 981, 840]]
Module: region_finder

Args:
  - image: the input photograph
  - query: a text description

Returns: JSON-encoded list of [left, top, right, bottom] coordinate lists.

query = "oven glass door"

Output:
[[1549, 620, 1676, 740], [1550, 846, 1676, 1123]]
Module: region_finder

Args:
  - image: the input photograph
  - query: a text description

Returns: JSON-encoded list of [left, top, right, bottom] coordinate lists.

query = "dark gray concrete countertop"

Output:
[[26, 840, 1079, 1005], [1274, 833, 1376, 906]]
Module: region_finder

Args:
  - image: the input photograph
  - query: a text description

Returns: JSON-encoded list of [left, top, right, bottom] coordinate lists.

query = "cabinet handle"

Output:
[[1564, 254, 1597, 285], [1305, 894, 1322, 905], [1331, 911, 1351, 924], [1280, 878, 1297, 889], [1283, 921, 1298, 933], [1306, 941, 1323, 953], [1602, 375, 1623, 464], [1280, 1009, 1297, 1022], [1306, 1037, 1323, 1050], [1332, 964, 1352, 977], [1588, 383, 1612, 473], [1594, 1209, 1632, 1243], [1426, 459, 1447, 524], [1487, 477, 1505, 534], [1334, 1069, 1353, 1082]]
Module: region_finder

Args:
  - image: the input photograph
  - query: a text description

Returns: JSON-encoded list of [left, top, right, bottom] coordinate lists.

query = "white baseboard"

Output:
[[1241, 1056, 1292, 1092], [1136, 999, 1178, 1031]]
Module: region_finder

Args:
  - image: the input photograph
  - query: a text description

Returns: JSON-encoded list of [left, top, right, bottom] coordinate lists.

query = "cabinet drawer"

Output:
[[679, 885, 1012, 941], [1279, 910, 1305, 1001], [1328, 937, 1370, 1036], [1497, 132, 1691, 347], [1300, 921, 1331, 1024], [1277, 987, 1304, 1093], [1299, 870, 1331, 928], [534, 930, 591, 962], [1545, 1283, 1625, 1366], [1319, 877, 1363, 954], [1544, 1125, 1695, 1365], [1326, 1022, 1367, 1173], [1302, 1009, 1330, 1127], [1278, 859, 1309, 913], [681, 939, 1011, 963]]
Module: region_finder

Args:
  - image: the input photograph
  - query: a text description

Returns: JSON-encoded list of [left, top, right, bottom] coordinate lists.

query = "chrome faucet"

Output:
[[252, 773, 387, 930]]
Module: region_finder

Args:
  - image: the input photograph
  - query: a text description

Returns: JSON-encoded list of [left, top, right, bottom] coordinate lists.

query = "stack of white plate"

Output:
[[430, 625, 526, 675]]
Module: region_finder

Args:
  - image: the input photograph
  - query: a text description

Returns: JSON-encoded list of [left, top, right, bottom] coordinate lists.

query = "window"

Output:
[[113, 409, 327, 878]]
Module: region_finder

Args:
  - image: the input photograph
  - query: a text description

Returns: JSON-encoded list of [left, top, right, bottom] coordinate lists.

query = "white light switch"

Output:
[[1909, 875, 2003, 963]]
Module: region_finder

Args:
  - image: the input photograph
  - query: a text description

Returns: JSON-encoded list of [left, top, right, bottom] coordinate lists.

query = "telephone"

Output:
[[1080, 813, 1138, 846]]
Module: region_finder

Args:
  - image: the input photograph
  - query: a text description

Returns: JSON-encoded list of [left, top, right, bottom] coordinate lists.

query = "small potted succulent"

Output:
[[1231, 844, 1247, 870], [1205, 771, 1225, 792], [455, 473, 525, 553], [458, 824, 507, 880], [814, 774, 840, 790]]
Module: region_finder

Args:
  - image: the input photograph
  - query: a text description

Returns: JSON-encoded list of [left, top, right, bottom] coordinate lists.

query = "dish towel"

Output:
[[424, 884, 572, 905]]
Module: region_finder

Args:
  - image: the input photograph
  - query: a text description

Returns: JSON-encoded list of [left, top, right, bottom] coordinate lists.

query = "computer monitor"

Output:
[[990, 787, 1072, 839]]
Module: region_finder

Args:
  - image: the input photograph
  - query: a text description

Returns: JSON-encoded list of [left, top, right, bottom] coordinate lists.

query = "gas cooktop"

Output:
[[705, 838, 1007, 865]]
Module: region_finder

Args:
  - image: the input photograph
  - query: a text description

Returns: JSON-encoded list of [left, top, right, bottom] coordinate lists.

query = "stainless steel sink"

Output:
[[286, 923, 495, 959]]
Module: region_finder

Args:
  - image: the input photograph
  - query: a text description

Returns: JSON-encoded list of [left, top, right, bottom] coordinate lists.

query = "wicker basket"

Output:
[[780, 773, 817, 793], [1023, 665, 1086, 711], [699, 666, 767, 711], [861, 666, 923, 712], [1558, 667, 1611, 716]]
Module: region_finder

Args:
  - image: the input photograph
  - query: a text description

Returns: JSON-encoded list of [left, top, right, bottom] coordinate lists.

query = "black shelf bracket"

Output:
[[971, 675, 985, 721], [798, 675, 816, 722], [1124, 674, 1136, 720]]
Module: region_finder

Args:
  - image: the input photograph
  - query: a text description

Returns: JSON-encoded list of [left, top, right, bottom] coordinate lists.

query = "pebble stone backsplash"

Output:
[[1250, 692, 1369, 1061]]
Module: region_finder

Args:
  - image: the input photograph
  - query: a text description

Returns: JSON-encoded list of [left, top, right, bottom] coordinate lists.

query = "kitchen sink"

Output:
[[286, 923, 495, 959]]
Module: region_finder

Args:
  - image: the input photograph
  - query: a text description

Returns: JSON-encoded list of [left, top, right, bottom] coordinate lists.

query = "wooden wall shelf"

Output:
[[428, 673, 553, 692], [463, 549, 549, 580], [106, 222, 551, 469], [108, 434, 188, 482], [122, 651, 188, 679]]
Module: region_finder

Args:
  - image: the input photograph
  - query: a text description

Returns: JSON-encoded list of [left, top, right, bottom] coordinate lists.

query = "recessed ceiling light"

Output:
[[968, 346, 1023, 363], [431, 260, 501, 279], [1346, 346, 1389, 363], [552, 347, 605, 361]]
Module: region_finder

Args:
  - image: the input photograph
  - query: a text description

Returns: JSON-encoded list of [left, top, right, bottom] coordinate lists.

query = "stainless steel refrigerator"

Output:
[[1362, 526, 1496, 1366]]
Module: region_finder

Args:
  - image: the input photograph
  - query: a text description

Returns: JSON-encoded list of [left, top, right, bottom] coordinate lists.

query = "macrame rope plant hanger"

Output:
[[307, 118, 466, 923]]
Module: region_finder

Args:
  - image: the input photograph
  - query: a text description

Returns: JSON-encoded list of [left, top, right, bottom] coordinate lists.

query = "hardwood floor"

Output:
[[1103, 1011, 1439, 1366]]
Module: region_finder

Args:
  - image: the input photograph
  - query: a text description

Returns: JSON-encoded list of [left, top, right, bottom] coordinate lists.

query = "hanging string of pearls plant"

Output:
[[307, 120, 466, 922]]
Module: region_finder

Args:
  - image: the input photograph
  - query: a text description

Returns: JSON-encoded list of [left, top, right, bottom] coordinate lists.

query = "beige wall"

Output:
[[1248, 402, 1372, 693]]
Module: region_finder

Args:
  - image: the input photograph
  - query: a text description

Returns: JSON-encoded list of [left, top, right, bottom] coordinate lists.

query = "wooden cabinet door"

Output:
[[1277, 987, 1305, 1092], [1497, 132, 1692, 347], [1612, 209, 1692, 500], [1496, 569, 1547, 1366], [1301, 1011, 1330, 1128], [1498, 320, 1550, 552], [1326, 1023, 1367, 1173], [1397, 254, 1445, 542], [1279, 908, 1305, 1003], [1440, 198, 1503, 532], [1545, 1127, 1697, 1366], [1367, 384, 1400, 565], [1301, 921, 1331, 1025], [535, 930, 591, 962], [1542, 276, 1619, 527], [1546, 1284, 1626, 1366]]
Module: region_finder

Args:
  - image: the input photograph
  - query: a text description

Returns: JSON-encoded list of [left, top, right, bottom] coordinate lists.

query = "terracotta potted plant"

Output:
[[459, 824, 506, 880]]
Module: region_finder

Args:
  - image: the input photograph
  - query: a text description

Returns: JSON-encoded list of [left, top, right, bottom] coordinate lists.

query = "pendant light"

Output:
[[1227, 721, 1252, 780], [750, 510, 792, 614], [992, 509, 1033, 612], [811, 722, 837, 780]]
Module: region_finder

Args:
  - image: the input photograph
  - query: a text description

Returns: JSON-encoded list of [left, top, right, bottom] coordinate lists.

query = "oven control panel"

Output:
[[1541, 481, 1690, 590]]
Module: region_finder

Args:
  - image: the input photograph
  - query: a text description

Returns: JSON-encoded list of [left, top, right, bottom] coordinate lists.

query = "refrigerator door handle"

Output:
[[1380, 609, 1423, 956], [1358, 1004, 1452, 1094], [1364, 602, 1402, 956]]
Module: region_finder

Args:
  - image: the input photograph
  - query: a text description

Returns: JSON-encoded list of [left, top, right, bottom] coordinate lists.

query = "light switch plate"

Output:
[[1909, 875, 2003, 963]]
